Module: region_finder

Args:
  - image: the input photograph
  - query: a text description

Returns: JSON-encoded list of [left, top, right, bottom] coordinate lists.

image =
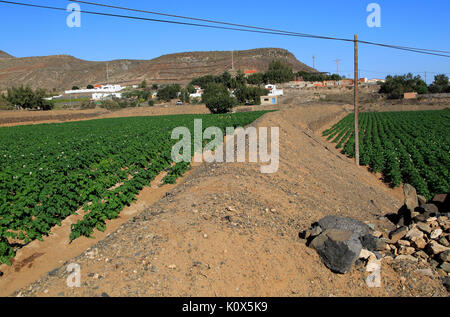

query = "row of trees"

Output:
[[380, 73, 450, 99]]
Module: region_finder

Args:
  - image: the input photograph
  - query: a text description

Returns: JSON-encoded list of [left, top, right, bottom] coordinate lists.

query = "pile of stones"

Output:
[[385, 185, 449, 276], [299, 184, 449, 290]]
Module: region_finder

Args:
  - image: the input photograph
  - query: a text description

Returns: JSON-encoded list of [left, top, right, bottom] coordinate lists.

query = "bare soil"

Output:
[[3, 103, 448, 297]]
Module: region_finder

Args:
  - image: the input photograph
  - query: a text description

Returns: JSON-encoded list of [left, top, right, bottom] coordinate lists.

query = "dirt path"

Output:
[[6, 104, 447, 297]]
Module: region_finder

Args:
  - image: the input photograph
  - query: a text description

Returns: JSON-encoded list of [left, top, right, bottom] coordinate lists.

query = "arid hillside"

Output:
[[0, 48, 316, 91], [0, 50, 14, 59]]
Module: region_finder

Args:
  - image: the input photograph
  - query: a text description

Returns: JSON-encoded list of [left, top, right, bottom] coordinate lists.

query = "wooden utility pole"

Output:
[[354, 34, 360, 166]]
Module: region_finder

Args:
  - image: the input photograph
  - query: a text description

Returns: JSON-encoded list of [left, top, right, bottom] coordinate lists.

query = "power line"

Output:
[[0, 0, 449, 58], [69, 0, 450, 56]]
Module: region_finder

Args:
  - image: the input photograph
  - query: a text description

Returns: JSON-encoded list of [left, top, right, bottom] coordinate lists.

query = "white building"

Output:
[[92, 93, 122, 101], [189, 86, 204, 99], [265, 84, 284, 96], [65, 84, 124, 95]]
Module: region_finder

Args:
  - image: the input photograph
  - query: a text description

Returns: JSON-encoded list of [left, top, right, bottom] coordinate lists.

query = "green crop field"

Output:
[[0, 111, 269, 264], [323, 109, 450, 199]]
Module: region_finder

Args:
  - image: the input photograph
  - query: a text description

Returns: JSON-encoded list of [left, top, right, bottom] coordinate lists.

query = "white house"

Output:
[[265, 84, 284, 96], [92, 93, 122, 101], [189, 86, 204, 99], [65, 84, 124, 95]]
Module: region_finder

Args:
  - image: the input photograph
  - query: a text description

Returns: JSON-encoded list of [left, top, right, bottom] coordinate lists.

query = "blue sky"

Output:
[[0, 0, 449, 83]]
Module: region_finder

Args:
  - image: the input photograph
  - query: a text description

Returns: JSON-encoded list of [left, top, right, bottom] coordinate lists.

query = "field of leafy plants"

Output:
[[0, 111, 269, 264], [323, 109, 450, 200]]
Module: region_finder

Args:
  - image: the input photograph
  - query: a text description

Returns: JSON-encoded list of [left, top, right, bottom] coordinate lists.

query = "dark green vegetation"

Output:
[[379, 73, 450, 99], [1, 86, 54, 110], [323, 110, 450, 199], [0, 111, 269, 264], [202, 82, 238, 114]]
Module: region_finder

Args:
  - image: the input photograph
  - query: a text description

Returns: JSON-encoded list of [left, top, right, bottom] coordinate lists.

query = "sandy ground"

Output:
[[4, 103, 448, 297]]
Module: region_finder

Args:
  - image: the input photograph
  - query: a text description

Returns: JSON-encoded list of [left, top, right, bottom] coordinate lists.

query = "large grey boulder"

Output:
[[310, 229, 363, 274], [317, 216, 371, 238]]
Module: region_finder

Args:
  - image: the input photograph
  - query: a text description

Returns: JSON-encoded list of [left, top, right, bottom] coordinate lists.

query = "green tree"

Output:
[[152, 83, 159, 90], [186, 84, 196, 94], [5, 86, 53, 110], [247, 73, 264, 85], [234, 86, 269, 105], [264, 60, 294, 83], [179, 88, 190, 104], [380, 73, 428, 99], [429, 74, 450, 93], [202, 82, 237, 114], [72, 86, 80, 90], [157, 84, 181, 102], [87, 84, 94, 89], [140, 80, 147, 89]]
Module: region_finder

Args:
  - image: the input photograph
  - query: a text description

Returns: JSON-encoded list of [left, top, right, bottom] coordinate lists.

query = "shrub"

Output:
[[99, 99, 121, 110], [148, 99, 155, 107], [79, 99, 97, 109]]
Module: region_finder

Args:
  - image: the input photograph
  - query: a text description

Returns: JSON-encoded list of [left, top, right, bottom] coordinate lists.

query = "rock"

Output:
[[432, 194, 449, 213], [395, 255, 418, 262], [441, 276, 450, 291], [417, 195, 427, 206], [440, 262, 450, 274], [418, 204, 439, 216], [426, 241, 450, 255], [310, 226, 323, 237], [398, 246, 416, 255], [416, 268, 434, 278], [403, 184, 419, 212], [365, 258, 382, 288], [413, 214, 428, 223], [405, 227, 424, 241], [430, 259, 440, 268], [389, 227, 408, 243], [310, 229, 363, 274], [359, 249, 375, 260], [360, 234, 386, 251], [416, 222, 432, 235], [430, 229, 443, 240], [411, 237, 427, 249], [414, 250, 429, 259], [372, 231, 383, 238], [438, 237, 449, 247], [101, 292, 110, 297], [439, 250, 450, 262], [317, 216, 371, 238], [397, 240, 411, 247]]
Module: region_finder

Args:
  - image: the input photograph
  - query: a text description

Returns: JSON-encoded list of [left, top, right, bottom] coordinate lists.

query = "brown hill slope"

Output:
[[0, 50, 14, 59], [0, 48, 315, 91]]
